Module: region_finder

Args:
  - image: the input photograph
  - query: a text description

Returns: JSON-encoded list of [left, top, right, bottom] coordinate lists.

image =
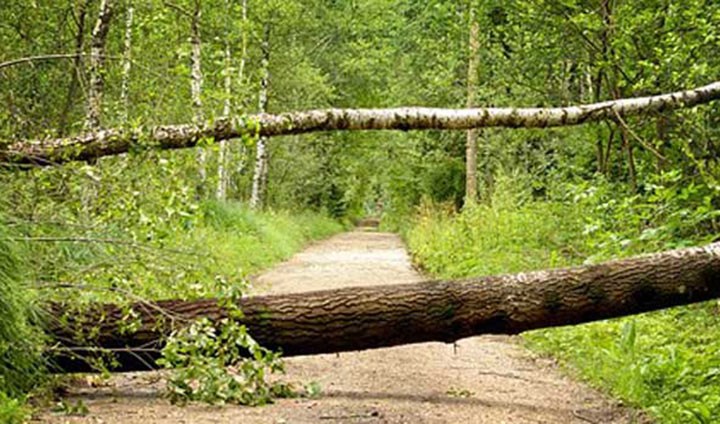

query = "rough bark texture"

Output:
[[49, 243, 720, 373], [3, 81, 719, 167], [465, 6, 479, 203], [85, 0, 114, 130]]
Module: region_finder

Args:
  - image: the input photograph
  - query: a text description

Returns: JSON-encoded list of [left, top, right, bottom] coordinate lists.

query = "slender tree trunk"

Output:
[[85, 0, 114, 130], [5, 81, 720, 167], [465, 5, 480, 204], [623, 130, 637, 191], [190, 0, 206, 196], [58, 0, 88, 137], [231, 0, 249, 196], [49, 243, 720, 373], [119, 2, 134, 124], [81, 0, 113, 224], [592, 0, 614, 174], [250, 24, 271, 209], [603, 123, 615, 174], [216, 13, 231, 201]]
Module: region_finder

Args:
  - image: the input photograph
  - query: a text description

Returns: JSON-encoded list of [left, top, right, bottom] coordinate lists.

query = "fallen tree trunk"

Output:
[[4, 81, 720, 166], [49, 243, 720, 373]]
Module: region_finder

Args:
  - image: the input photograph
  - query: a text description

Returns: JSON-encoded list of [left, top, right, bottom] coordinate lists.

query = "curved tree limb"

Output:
[[3, 81, 719, 167]]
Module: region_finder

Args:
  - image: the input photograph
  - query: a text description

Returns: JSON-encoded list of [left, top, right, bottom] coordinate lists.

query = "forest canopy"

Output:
[[1, 0, 720, 422]]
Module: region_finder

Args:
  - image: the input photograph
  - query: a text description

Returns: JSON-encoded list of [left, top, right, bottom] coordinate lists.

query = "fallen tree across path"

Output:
[[49, 243, 720, 373], [4, 81, 720, 166]]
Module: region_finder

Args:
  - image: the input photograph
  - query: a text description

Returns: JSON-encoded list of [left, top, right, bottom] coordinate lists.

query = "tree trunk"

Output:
[[190, 0, 206, 196], [216, 14, 231, 201], [4, 81, 720, 167], [119, 1, 134, 124], [85, 0, 114, 130], [49, 242, 720, 373], [231, 0, 249, 196], [465, 5, 480, 204], [250, 24, 271, 209], [58, 0, 88, 137]]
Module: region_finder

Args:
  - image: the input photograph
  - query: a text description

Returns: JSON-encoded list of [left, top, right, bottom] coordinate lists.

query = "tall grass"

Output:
[[36, 201, 346, 303], [0, 222, 43, 422], [405, 175, 720, 423]]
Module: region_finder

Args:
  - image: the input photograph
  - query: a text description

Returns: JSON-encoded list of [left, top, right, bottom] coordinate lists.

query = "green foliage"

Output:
[[0, 391, 30, 424], [406, 172, 720, 423], [2, 0, 720, 418], [407, 174, 585, 279], [0, 221, 44, 398], [526, 304, 720, 423], [51, 399, 89, 417], [158, 317, 293, 406]]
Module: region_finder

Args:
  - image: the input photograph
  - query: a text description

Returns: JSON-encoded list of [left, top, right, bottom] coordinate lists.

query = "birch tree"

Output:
[[190, 0, 206, 196], [465, 3, 480, 203], [119, 1, 134, 124], [85, 0, 114, 130], [58, 0, 89, 136], [250, 23, 271, 209], [166, 0, 206, 195]]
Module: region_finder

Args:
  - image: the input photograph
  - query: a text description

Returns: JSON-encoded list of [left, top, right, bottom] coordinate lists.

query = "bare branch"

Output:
[[0, 53, 122, 71]]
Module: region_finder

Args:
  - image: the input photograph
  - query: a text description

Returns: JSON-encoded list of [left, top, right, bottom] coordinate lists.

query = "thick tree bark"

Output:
[[3, 81, 719, 167], [465, 6, 480, 203], [49, 243, 720, 373], [85, 0, 114, 130], [250, 24, 271, 209]]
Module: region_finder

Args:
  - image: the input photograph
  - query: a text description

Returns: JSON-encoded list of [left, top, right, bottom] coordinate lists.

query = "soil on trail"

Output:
[[38, 229, 644, 423]]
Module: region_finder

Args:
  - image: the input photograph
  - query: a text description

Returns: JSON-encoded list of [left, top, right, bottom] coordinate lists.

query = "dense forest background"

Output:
[[1, 0, 720, 422]]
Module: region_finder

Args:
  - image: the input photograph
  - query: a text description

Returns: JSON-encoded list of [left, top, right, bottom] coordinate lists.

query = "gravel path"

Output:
[[38, 229, 644, 423]]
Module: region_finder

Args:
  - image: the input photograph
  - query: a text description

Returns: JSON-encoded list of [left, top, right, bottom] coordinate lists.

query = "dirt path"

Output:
[[39, 230, 643, 423]]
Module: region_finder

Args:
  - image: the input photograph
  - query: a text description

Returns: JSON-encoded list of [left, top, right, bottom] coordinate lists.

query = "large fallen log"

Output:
[[5, 81, 720, 166], [49, 243, 720, 373]]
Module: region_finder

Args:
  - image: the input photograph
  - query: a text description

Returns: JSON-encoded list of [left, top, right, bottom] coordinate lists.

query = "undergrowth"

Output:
[[35, 200, 345, 303], [1, 195, 344, 413], [0, 221, 44, 423], [405, 170, 720, 424]]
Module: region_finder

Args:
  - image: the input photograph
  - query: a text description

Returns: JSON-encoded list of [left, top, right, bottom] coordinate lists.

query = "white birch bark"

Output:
[[216, 20, 232, 200], [465, 5, 479, 203], [85, 0, 114, 130], [190, 0, 206, 194], [233, 0, 249, 184], [250, 24, 270, 209], [6, 81, 720, 167], [120, 2, 134, 124]]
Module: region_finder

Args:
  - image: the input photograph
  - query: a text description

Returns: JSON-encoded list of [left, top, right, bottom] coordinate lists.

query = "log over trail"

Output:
[[50, 242, 720, 373], [4, 81, 720, 166]]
